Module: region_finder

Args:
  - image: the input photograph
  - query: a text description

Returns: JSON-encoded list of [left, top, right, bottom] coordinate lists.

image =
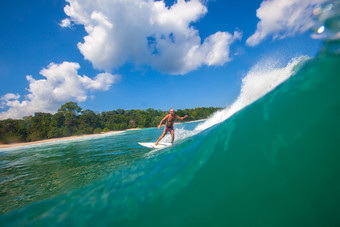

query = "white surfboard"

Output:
[[138, 142, 172, 149]]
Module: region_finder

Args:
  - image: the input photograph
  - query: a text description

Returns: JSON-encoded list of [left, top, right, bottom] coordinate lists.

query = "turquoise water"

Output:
[[1, 49, 339, 226], [1, 2, 340, 226], [0, 122, 199, 214]]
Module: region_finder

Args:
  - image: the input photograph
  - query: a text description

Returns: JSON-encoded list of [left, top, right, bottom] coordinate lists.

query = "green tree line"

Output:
[[0, 102, 222, 144]]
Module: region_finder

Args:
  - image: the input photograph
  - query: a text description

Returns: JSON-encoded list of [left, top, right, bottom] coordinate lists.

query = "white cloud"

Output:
[[0, 93, 21, 102], [0, 93, 21, 109], [246, 0, 327, 46], [62, 0, 241, 75], [60, 18, 72, 28], [0, 62, 119, 120]]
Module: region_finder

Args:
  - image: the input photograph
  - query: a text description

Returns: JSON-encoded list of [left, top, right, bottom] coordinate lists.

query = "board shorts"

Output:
[[163, 125, 174, 134]]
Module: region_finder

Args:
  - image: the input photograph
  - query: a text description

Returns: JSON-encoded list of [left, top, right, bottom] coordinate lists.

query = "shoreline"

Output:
[[0, 119, 205, 149], [0, 128, 140, 150]]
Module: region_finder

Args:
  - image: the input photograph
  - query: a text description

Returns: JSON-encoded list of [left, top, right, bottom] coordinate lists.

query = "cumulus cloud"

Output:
[[62, 0, 241, 75], [0, 62, 119, 120], [60, 18, 72, 28], [0, 93, 21, 109], [246, 0, 327, 46]]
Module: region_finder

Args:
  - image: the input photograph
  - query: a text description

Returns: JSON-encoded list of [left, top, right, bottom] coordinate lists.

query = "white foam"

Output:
[[161, 126, 200, 143], [195, 56, 309, 132]]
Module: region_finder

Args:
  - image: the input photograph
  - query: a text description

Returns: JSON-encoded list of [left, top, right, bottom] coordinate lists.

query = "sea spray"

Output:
[[195, 56, 310, 131], [160, 125, 200, 143]]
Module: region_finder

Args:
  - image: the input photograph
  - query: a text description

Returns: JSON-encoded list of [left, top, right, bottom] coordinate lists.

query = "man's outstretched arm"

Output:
[[176, 115, 188, 120]]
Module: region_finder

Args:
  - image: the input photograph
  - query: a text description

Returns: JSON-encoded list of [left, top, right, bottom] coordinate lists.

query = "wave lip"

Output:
[[195, 56, 310, 132]]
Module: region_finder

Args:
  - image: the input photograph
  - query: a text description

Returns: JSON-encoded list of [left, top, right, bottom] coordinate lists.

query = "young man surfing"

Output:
[[155, 108, 188, 146]]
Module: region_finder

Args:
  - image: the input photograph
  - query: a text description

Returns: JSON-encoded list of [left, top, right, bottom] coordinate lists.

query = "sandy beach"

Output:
[[0, 128, 142, 149], [0, 119, 205, 149]]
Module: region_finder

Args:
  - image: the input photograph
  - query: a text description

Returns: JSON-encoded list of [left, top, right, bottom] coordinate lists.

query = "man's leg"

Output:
[[170, 130, 174, 144], [155, 132, 166, 146]]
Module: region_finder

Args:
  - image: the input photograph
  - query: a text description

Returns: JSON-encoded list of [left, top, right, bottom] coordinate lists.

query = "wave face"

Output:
[[1, 2, 340, 226], [130, 37, 340, 226]]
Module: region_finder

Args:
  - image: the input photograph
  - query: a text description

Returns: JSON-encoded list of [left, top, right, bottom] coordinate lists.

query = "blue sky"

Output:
[[0, 0, 325, 119]]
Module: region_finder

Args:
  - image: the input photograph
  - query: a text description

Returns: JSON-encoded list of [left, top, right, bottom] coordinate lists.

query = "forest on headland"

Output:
[[0, 102, 222, 144]]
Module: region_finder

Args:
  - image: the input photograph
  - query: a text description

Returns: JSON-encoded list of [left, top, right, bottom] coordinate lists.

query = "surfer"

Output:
[[155, 108, 188, 146]]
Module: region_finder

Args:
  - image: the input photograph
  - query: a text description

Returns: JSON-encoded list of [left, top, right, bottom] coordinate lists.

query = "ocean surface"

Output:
[[1, 2, 340, 226]]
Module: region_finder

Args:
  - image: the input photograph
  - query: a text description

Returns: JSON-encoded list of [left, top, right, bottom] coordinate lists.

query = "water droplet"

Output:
[[317, 26, 325, 34]]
